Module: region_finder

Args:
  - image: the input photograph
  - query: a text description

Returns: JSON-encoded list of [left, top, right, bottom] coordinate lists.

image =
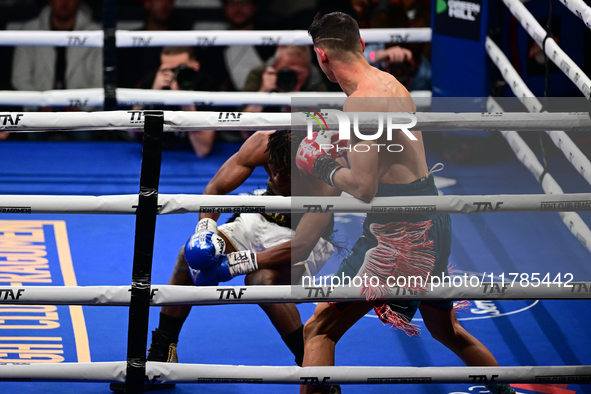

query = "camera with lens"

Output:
[[387, 61, 414, 86], [276, 68, 298, 92], [173, 64, 200, 91]]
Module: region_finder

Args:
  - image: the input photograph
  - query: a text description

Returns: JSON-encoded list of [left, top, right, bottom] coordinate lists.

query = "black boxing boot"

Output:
[[147, 328, 179, 363], [109, 329, 178, 392]]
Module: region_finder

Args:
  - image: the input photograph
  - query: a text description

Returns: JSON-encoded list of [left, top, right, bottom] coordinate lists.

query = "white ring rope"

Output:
[[557, 0, 591, 30], [0, 362, 126, 382], [0, 88, 104, 108], [145, 364, 591, 385], [0, 28, 431, 47], [0, 362, 588, 384], [486, 37, 591, 188], [0, 88, 433, 108], [502, 0, 591, 99], [2, 283, 590, 306], [1, 193, 590, 215], [0, 110, 589, 133], [0, 31, 104, 47], [487, 97, 591, 254], [115, 28, 432, 47]]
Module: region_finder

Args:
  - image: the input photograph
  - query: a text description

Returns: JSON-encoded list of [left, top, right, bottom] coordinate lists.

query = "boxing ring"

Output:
[[0, 1, 591, 394], [0, 109, 590, 394]]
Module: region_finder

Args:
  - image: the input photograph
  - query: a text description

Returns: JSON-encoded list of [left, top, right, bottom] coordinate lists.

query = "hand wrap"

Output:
[[312, 154, 343, 187]]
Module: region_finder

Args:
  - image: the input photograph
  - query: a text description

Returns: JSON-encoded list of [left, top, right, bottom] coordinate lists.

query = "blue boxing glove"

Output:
[[188, 250, 257, 286], [216, 250, 258, 282], [188, 265, 220, 287], [184, 218, 226, 272]]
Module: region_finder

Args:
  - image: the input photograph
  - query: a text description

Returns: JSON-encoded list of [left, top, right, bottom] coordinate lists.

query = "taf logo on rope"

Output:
[[388, 33, 410, 43], [128, 110, 144, 124], [469, 374, 498, 384], [217, 288, 247, 300], [300, 377, 330, 385], [0, 114, 23, 127], [67, 36, 87, 46], [0, 289, 25, 300], [69, 99, 88, 107], [304, 204, 333, 213], [304, 287, 333, 298], [473, 202, 503, 212], [195, 36, 216, 46], [218, 112, 243, 122], [131, 36, 152, 47], [261, 37, 281, 45]]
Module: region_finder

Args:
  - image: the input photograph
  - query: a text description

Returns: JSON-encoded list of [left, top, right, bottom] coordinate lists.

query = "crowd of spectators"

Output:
[[0, 0, 432, 155]]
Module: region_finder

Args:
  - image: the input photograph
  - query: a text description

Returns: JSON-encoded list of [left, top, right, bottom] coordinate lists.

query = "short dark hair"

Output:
[[161, 46, 197, 60], [308, 12, 362, 54], [266, 130, 307, 172]]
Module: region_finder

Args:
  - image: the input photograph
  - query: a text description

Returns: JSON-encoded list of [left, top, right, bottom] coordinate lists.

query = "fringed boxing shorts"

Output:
[[330, 175, 462, 336]]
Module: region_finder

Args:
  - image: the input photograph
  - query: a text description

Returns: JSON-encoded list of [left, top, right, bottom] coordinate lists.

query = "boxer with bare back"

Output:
[[296, 12, 515, 394]]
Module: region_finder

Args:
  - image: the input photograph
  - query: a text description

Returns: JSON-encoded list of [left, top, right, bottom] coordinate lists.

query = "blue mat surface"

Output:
[[0, 140, 590, 394]]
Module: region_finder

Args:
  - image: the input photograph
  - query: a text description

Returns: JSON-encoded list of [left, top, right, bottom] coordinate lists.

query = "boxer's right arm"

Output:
[[200, 131, 270, 221]]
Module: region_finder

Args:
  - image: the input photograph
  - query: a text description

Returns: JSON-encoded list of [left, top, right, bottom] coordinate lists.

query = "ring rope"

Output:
[[0, 28, 431, 47], [0, 110, 589, 133], [556, 0, 591, 30], [2, 283, 590, 306], [487, 97, 591, 253], [0, 88, 433, 108], [0, 362, 588, 384], [1, 193, 589, 215], [502, 0, 591, 99], [486, 37, 591, 187]]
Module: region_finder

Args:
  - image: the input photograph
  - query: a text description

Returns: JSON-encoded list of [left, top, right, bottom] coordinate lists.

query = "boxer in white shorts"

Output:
[[218, 212, 334, 280], [144, 130, 341, 376]]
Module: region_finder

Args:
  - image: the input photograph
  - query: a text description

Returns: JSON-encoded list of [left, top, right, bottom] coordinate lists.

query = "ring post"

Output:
[[103, 0, 117, 110], [125, 111, 163, 393]]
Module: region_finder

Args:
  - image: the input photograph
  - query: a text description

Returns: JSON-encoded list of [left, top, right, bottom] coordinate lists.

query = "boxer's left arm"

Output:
[[200, 131, 270, 221]]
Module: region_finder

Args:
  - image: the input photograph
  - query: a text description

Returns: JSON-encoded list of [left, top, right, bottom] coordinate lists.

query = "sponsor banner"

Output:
[[198, 206, 266, 214], [0, 220, 90, 364], [0, 207, 31, 214], [541, 201, 591, 211], [370, 206, 437, 214], [433, 0, 482, 41]]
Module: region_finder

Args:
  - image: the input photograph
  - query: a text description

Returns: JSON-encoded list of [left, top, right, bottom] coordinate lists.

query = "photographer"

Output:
[[242, 46, 327, 113], [134, 46, 216, 158]]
